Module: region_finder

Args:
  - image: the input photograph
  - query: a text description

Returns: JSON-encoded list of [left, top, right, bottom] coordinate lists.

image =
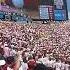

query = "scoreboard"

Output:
[[39, 5, 49, 19], [39, 5, 54, 20]]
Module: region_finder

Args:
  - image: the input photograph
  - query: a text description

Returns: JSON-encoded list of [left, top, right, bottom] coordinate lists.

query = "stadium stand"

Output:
[[0, 21, 70, 70]]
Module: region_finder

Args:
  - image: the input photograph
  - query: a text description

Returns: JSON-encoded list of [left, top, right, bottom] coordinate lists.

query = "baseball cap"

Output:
[[0, 60, 6, 66]]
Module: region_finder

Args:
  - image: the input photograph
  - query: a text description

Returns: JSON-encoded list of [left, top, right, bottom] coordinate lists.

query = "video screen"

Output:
[[54, 0, 64, 9], [54, 10, 66, 20]]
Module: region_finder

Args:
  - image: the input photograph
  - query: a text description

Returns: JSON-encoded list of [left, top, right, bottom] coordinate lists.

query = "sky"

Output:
[[67, 0, 70, 19]]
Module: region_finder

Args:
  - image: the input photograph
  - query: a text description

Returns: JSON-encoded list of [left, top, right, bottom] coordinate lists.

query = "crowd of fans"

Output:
[[0, 21, 70, 70]]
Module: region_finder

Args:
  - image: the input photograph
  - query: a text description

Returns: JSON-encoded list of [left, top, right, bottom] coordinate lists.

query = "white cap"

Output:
[[0, 60, 6, 66]]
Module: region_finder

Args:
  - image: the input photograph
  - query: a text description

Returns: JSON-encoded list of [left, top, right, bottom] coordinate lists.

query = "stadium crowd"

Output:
[[0, 21, 70, 70]]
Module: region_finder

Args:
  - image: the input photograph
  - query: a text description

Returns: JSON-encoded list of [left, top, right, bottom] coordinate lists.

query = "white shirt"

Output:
[[38, 57, 49, 65], [7, 67, 13, 70], [10, 49, 17, 56], [19, 62, 28, 70], [47, 60, 55, 68], [54, 62, 61, 70], [61, 63, 65, 70], [65, 64, 70, 70], [4, 47, 10, 57]]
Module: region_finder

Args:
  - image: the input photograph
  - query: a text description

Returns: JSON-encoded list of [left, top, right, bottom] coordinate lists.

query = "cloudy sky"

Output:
[[67, 0, 70, 19]]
